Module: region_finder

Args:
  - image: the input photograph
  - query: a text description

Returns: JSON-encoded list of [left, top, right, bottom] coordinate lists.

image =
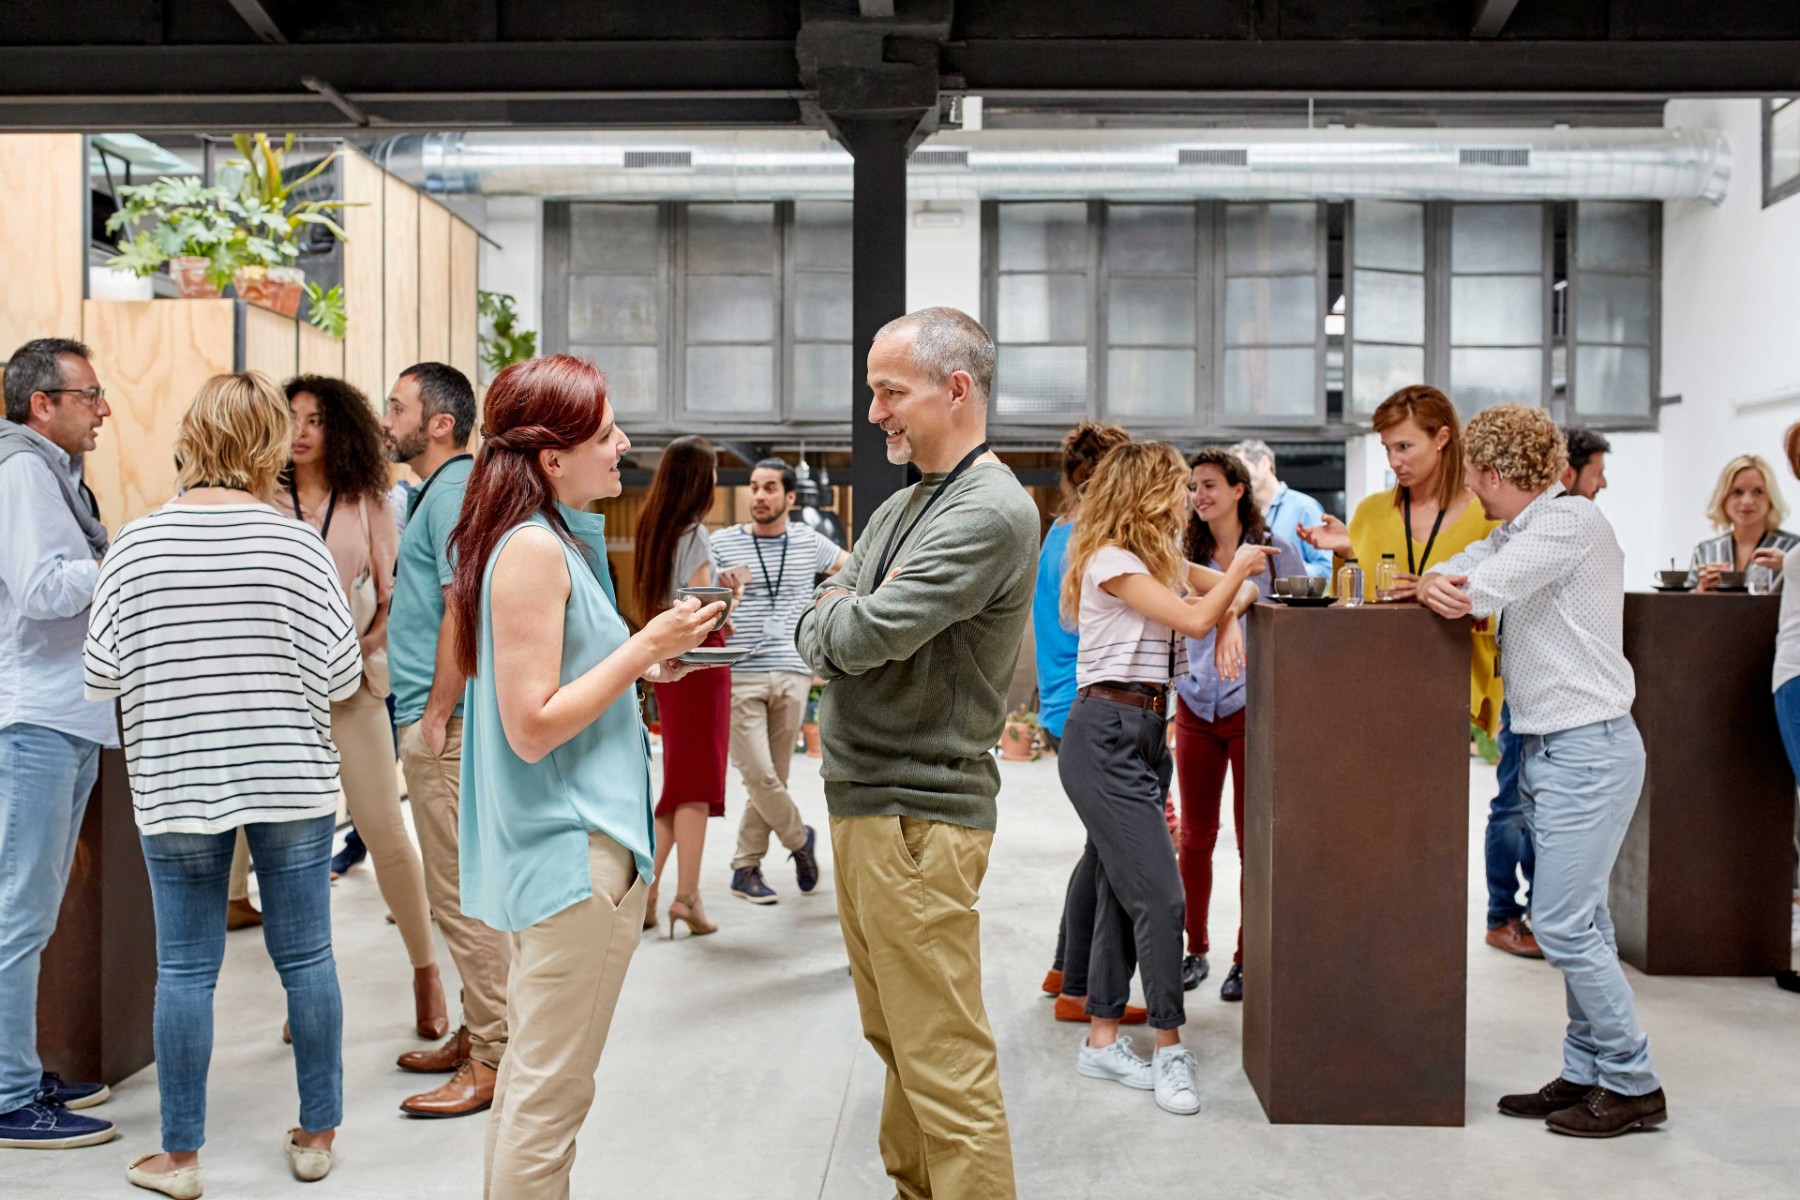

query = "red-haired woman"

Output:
[[631, 436, 743, 937], [444, 355, 721, 1197]]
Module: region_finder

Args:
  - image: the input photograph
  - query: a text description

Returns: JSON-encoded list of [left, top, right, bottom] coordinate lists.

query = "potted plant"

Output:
[[478, 290, 539, 375], [1001, 706, 1042, 761], [803, 681, 824, 758], [104, 176, 241, 298], [221, 133, 353, 317]]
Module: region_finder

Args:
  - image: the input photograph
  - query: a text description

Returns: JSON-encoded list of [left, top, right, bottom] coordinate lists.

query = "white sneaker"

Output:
[[1076, 1036, 1154, 1090], [1153, 1044, 1202, 1115]]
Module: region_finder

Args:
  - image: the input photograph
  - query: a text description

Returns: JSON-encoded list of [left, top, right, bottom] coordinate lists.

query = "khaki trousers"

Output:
[[831, 813, 1016, 1200], [728, 671, 811, 870], [483, 831, 644, 1200], [399, 717, 510, 1068]]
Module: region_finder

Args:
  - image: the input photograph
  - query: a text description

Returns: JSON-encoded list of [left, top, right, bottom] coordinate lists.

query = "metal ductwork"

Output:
[[371, 126, 1731, 204]]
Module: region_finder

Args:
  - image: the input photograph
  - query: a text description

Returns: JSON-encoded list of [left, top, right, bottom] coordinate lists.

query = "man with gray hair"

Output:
[[1229, 439, 1332, 580], [798, 306, 1035, 1198]]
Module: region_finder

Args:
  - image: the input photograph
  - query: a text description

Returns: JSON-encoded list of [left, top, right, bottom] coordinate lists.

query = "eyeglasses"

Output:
[[43, 387, 106, 407]]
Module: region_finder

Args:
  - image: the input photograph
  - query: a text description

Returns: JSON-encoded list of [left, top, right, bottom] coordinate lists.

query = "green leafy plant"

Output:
[[304, 282, 347, 339], [478, 290, 539, 372], [104, 176, 241, 286], [219, 133, 352, 270], [1471, 721, 1501, 765]]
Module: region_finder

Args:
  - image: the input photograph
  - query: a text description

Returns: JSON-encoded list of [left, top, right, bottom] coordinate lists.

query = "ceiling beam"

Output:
[[858, 0, 897, 15], [226, 0, 289, 45], [1471, 0, 1524, 39]]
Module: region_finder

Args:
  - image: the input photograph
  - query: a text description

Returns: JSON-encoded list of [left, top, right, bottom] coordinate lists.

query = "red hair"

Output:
[[446, 355, 608, 678], [1371, 384, 1466, 510]]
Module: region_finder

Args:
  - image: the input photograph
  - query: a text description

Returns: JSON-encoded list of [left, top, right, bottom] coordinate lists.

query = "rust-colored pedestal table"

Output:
[[1243, 603, 1472, 1126], [1614, 592, 1795, 975], [36, 748, 157, 1086]]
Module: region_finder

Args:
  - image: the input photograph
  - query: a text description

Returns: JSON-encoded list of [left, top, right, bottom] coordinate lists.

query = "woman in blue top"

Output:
[[444, 355, 723, 1199]]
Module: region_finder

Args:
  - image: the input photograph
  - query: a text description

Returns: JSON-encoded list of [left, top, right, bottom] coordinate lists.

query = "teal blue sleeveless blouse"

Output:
[[458, 506, 655, 931]]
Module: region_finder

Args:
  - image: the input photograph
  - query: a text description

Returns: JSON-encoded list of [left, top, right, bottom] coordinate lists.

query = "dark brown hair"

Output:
[[445, 355, 609, 677], [1185, 447, 1269, 565], [1371, 384, 1466, 510], [1058, 421, 1131, 514], [280, 375, 392, 500], [631, 436, 718, 625]]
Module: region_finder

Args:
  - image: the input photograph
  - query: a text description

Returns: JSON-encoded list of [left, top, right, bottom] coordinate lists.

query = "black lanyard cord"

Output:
[[750, 528, 790, 599], [872, 442, 990, 585], [290, 481, 339, 541], [408, 453, 473, 518], [1402, 488, 1448, 576]]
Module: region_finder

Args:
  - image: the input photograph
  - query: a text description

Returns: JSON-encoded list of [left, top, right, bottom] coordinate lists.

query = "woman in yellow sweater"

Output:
[[1299, 384, 1504, 735]]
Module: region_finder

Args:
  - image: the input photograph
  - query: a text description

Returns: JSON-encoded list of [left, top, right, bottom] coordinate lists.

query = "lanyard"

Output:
[[408, 453, 473, 518], [872, 442, 989, 585], [1402, 488, 1447, 576], [750, 528, 789, 600], [290, 481, 339, 540]]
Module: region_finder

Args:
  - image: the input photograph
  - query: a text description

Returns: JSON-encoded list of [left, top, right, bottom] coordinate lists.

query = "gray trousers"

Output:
[[1056, 694, 1185, 1030]]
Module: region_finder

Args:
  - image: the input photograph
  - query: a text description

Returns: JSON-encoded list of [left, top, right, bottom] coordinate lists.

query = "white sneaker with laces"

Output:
[[1076, 1036, 1154, 1091], [1153, 1044, 1202, 1115]]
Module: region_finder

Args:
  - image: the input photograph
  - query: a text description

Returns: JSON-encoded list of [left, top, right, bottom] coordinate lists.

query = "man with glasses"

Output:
[[0, 338, 120, 1149]]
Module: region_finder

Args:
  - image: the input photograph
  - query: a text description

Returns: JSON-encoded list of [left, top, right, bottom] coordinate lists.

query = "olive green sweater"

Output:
[[795, 462, 1039, 831]]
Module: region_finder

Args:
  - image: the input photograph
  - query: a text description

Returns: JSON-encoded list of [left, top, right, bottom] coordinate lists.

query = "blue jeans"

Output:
[[0, 723, 102, 1114], [1485, 704, 1537, 927], [140, 816, 342, 1151], [1519, 716, 1659, 1096]]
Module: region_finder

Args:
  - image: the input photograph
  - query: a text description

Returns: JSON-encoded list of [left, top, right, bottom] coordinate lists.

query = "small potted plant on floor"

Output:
[[222, 133, 352, 316], [104, 176, 241, 298], [1001, 706, 1042, 761]]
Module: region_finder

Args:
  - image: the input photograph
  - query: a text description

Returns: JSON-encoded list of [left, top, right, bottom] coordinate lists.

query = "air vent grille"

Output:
[[1178, 147, 1249, 167], [622, 150, 692, 169], [911, 148, 970, 167], [1459, 147, 1531, 168]]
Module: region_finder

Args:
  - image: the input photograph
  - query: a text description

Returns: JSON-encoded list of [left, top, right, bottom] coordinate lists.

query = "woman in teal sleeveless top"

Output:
[[444, 355, 724, 1198]]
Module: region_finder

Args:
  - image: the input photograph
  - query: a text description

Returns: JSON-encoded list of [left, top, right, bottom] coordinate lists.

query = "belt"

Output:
[[1079, 683, 1169, 717]]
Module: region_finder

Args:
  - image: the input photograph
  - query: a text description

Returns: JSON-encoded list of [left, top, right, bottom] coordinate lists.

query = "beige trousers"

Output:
[[399, 717, 511, 1068], [483, 831, 645, 1200], [728, 671, 811, 870], [831, 813, 1016, 1200]]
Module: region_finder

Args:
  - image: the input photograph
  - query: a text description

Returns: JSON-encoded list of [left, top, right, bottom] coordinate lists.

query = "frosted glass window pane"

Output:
[[793, 202, 852, 270], [1109, 278, 1196, 346], [1352, 201, 1424, 272], [792, 342, 852, 414], [686, 275, 774, 342], [1224, 275, 1318, 346], [1352, 269, 1424, 346], [1575, 274, 1652, 345], [1224, 203, 1316, 274], [570, 204, 660, 272], [998, 203, 1089, 271], [1575, 345, 1652, 417], [686, 204, 775, 273], [994, 345, 1089, 416], [1575, 202, 1652, 271], [685, 345, 774, 413], [794, 272, 852, 341], [1351, 343, 1425, 415], [571, 345, 658, 414], [1452, 204, 1543, 272], [1450, 347, 1543, 415], [1223, 347, 1316, 419], [568, 274, 659, 343], [1451, 275, 1543, 346], [1772, 102, 1800, 189], [999, 273, 1087, 343], [1106, 349, 1195, 418], [1106, 206, 1196, 273]]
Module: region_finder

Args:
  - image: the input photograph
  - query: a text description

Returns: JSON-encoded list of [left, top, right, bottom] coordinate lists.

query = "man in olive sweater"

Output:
[[797, 307, 1037, 1200]]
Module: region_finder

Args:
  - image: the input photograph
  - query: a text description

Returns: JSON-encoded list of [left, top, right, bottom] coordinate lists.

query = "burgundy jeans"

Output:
[[1173, 701, 1245, 964]]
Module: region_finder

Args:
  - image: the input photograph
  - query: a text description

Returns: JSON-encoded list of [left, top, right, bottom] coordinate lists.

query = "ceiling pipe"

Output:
[[370, 125, 1730, 204]]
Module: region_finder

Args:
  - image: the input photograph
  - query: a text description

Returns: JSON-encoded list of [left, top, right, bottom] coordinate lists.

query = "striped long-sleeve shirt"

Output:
[[84, 503, 362, 836]]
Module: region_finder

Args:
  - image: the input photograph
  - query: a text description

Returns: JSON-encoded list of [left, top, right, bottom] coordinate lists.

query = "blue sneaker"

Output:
[[0, 1095, 116, 1148], [790, 825, 820, 895], [39, 1072, 110, 1110], [730, 866, 778, 905]]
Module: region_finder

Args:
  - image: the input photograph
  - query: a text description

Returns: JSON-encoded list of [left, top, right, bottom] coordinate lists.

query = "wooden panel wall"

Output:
[[382, 175, 420, 387], [449, 220, 480, 385], [0, 135, 85, 356], [340, 152, 386, 402], [297, 321, 346, 379], [418, 197, 452, 364], [82, 299, 235, 530], [243, 302, 298, 381]]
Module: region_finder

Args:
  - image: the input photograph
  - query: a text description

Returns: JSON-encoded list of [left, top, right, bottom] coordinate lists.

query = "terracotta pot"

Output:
[[168, 255, 222, 299], [233, 265, 306, 317], [1000, 722, 1036, 761], [803, 722, 822, 758]]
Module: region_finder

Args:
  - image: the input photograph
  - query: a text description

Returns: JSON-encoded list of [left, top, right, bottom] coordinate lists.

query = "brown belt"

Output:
[[1079, 683, 1169, 717]]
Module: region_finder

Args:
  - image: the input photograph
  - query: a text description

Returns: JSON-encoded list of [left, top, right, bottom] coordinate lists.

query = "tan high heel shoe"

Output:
[[414, 964, 449, 1039], [667, 892, 718, 938]]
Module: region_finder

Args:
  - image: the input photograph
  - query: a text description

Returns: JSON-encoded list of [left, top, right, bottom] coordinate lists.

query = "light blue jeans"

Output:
[[0, 723, 102, 1114], [1518, 715, 1660, 1096], [140, 816, 342, 1151]]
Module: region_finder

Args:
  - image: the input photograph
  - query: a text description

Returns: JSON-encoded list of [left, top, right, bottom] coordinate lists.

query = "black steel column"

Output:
[[841, 117, 912, 541]]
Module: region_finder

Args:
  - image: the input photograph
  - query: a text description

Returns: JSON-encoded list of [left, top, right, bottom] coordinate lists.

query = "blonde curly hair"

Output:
[[1462, 404, 1567, 493], [1061, 441, 1189, 625]]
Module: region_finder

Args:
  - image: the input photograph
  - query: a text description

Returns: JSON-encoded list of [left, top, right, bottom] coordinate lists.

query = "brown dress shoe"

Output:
[[1546, 1086, 1668, 1138], [1485, 918, 1544, 958], [1041, 968, 1064, 996], [400, 1057, 497, 1118], [1498, 1076, 1590, 1118], [1053, 994, 1148, 1024], [227, 898, 263, 930], [397, 1025, 472, 1074]]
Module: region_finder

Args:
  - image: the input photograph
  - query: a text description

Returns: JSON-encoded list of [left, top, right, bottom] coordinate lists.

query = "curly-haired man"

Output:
[[1418, 404, 1666, 1139]]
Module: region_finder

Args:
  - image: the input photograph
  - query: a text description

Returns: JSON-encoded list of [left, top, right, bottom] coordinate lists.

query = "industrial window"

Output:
[[1345, 200, 1427, 418], [1447, 203, 1551, 418], [1568, 202, 1657, 421], [1765, 99, 1800, 209]]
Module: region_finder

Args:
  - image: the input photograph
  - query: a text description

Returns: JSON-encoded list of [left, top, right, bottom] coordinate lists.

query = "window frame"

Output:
[[1764, 98, 1800, 209], [1565, 200, 1662, 431]]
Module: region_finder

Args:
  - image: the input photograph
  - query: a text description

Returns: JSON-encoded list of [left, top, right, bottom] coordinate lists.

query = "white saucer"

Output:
[[678, 645, 756, 666]]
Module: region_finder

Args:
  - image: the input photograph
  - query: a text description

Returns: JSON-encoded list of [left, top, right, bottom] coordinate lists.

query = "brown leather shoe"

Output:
[[1053, 994, 1148, 1025], [1545, 1086, 1668, 1138], [227, 898, 263, 930], [399, 1057, 496, 1118], [1041, 968, 1064, 996], [1485, 918, 1544, 958], [1498, 1076, 1590, 1118], [396, 1025, 471, 1074]]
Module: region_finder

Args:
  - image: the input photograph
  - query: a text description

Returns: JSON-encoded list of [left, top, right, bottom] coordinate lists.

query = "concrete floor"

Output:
[[6, 751, 1798, 1199]]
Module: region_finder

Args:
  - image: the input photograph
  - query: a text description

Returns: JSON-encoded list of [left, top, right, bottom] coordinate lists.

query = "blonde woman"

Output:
[[86, 372, 355, 1195], [1689, 454, 1799, 593], [1056, 441, 1274, 1117]]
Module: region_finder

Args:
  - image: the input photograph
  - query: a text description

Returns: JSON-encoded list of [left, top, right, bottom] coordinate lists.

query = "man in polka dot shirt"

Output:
[[1419, 405, 1665, 1141]]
